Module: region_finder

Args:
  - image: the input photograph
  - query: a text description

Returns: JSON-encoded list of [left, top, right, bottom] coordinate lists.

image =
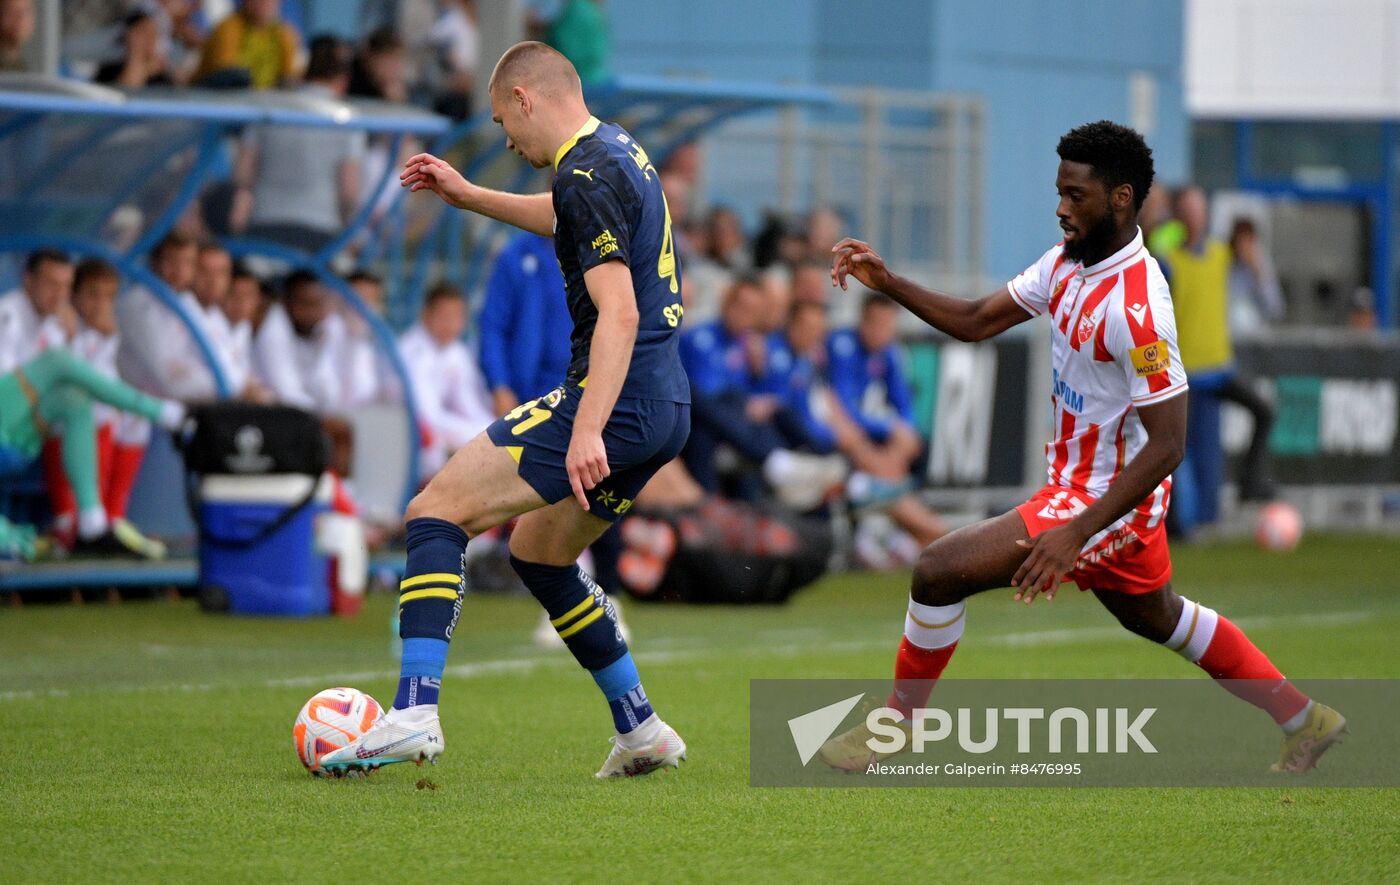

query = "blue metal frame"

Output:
[[1232, 120, 1395, 327], [127, 125, 227, 258]]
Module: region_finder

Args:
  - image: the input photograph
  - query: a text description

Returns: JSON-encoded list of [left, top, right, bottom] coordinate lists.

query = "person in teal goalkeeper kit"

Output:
[[0, 350, 184, 559]]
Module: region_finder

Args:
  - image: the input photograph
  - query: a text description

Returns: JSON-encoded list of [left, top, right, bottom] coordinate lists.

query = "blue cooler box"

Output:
[[198, 474, 332, 616]]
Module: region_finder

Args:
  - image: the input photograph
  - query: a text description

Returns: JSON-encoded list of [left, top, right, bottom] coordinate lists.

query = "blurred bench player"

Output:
[[321, 42, 690, 778]]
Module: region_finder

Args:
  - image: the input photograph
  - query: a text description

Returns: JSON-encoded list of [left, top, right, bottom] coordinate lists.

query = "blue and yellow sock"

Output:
[[510, 555, 655, 733], [394, 517, 468, 710]]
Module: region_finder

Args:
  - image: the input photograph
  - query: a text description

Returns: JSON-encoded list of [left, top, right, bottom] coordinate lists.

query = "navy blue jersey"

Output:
[[552, 117, 689, 403]]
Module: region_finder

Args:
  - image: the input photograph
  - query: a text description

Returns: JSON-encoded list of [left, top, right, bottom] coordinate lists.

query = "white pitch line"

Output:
[[0, 608, 1389, 703]]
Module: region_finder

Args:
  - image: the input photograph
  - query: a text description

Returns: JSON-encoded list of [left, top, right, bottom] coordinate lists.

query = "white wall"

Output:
[[1187, 0, 1400, 118]]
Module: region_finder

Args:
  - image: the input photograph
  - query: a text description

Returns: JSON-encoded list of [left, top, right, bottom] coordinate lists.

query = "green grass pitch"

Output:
[[3, 535, 1399, 882]]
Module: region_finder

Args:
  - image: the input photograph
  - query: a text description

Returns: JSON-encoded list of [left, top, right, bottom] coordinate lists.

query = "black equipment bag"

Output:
[[619, 501, 831, 604], [177, 402, 329, 550]]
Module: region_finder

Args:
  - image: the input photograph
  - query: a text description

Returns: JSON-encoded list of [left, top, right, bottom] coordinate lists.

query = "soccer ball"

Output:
[[293, 687, 382, 775], [1255, 501, 1303, 553]]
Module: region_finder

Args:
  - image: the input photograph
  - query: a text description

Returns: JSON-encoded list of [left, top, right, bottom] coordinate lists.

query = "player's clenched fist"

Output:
[[400, 153, 473, 209], [566, 430, 611, 510], [830, 238, 893, 292]]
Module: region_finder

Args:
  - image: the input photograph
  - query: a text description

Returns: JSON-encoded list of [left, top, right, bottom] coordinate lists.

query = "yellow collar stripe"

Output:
[[553, 115, 601, 170]]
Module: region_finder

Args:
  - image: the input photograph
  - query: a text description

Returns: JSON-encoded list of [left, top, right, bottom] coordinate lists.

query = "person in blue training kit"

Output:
[[478, 231, 574, 417], [679, 276, 846, 509], [320, 41, 689, 779]]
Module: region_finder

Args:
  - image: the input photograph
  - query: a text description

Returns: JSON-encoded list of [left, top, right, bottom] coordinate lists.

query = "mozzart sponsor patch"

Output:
[[749, 679, 1400, 787], [1129, 339, 1171, 377]]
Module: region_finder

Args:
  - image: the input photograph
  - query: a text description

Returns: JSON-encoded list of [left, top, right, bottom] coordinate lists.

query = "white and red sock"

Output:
[[1165, 597, 1311, 731], [888, 598, 965, 719]]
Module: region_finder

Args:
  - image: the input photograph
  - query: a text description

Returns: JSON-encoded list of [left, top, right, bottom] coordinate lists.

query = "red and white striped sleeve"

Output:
[[1006, 245, 1063, 318], [1107, 258, 1188, 407]]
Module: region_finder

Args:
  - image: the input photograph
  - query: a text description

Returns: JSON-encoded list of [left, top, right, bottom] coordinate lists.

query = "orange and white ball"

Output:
[[293, 687, 382, 775], [1255, 501, 1304, 552]]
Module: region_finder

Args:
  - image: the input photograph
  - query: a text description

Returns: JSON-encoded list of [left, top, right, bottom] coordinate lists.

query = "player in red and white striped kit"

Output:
[[818, 121, 1344, 774]]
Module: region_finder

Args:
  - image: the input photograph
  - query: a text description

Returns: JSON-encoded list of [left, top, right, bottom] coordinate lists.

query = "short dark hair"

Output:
[[151, 231, 196, 261], [230, 261, 257, 283], [861, 291, 897, 313], [789, 299, 825, 322], [1056, 121, 1155, 212], [25, 248, 70, 274], [74, 258, 119, 289], [347, 269, 382, 287], [364, 26, 403, 54], [305, 35, 351, 82], [284, 268, 320, 294], [424, 281, 464, 307]]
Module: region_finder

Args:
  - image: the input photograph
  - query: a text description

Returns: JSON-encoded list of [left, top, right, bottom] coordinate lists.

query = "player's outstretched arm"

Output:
[[401, 153, 555, 237], [831, 238, 1030, 341], [1012, 393, 1187, 602], [566, 261, 639, 510]]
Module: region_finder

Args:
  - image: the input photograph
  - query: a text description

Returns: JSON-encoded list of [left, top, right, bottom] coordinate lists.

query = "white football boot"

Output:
[[318, 707, 444, 776], [595, 715, 687, 778]]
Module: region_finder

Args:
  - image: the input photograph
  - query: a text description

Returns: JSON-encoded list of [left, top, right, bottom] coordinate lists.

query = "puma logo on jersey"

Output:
[[1127, 303, 1148, 327], [573, 168, 594, 181]]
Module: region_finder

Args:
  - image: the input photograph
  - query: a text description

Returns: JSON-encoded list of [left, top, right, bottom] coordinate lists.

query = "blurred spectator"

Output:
[[337, 269, 396, 407], [546, 0, 610, 85], [478, 232, 572, 416], [757, 266, 793, 337], [424, 0, 479, 119], [682, 205, 751, 326], [231, 36, 364, 255], [253, 269, 342, 411], [1146, 185, 1187, 255], [680, 276, 847, 509], [791, 261, 829, 306], [0, 0, 35, 72], [193, 243, 265, 399], [219, 262, 267, 398], [751, 211, 806, 269], [1139, 182, 1173, 245], [704, 206, 751, 272], [398, 282, 493, 480], [1162, 186, 1275, 527], [826, 293, 918, 454], [95, 11, 176, 88], [1226, 217, 1285, 337], [820, 294, 944, 550], [148, 0, 204, 80], [350, 25, 408, 103], [226, 263, 269, 332], [194, 0, 301, 89], [41, 259, 162, 557], [1347, 286, 1378, 331], [759, 300, 838, 458], [117, 233, 226, 401], [253, 269, 355, 473], [0, 250, 74, 373], [804, 207, 843, 262], [0, 349, 183, 558]]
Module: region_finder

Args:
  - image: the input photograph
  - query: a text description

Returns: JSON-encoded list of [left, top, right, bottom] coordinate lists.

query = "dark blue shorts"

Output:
[[486, 382, 690, 523]]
